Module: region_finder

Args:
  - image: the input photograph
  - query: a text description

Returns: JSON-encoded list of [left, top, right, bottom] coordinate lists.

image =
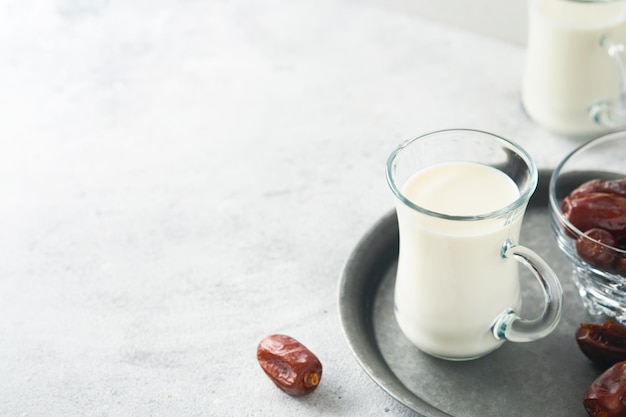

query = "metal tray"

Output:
[[338, 170, 603, 417]]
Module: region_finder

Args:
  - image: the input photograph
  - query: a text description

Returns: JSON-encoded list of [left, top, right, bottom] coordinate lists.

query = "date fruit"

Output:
[[257, 334, 322, 396], [561, 178, 626, 276], [577, 320, 626, 368], [569, 179, 626, 200], [562, 192, 626, 239], [576, 228, 618, 268], [584, 361, 626, 417]]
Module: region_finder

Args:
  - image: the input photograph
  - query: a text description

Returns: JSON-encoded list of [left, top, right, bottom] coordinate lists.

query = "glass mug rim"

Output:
[[385, 128, 539, 221]]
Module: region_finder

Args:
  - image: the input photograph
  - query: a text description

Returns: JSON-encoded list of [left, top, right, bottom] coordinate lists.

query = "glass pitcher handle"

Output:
[[590, 35, 626, 128], [492, 241, 564, 342]]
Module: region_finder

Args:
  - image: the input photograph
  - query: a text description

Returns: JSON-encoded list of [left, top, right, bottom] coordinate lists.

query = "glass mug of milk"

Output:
[[521, 0, 626, 137], [386, 129, 563, 361]]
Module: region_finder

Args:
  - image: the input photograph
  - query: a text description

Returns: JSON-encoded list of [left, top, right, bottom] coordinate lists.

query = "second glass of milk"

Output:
[[386, 129, 563, 361], [522, 0, 626, 137]]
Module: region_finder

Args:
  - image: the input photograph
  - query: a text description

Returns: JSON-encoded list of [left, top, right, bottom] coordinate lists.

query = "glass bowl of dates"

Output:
[[549, 131, 626, 323]]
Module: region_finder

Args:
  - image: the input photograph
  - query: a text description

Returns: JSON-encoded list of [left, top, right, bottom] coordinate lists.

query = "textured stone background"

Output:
[[0, 1, 581, 416]]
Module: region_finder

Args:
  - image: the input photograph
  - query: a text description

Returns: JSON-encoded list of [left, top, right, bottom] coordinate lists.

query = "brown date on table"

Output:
[[584, 361, 626, 417], [257, 334, 322, 396], [576, 320, 626, 369]]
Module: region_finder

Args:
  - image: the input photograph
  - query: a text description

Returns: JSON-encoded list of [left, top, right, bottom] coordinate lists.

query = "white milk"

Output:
[[394, 161, 523, 359], [521, 0, 626, 136]]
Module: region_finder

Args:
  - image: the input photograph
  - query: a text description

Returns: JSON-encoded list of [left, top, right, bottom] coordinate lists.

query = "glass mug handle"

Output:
[[492, 241, 564, 342], [590, 36, 626, 128]]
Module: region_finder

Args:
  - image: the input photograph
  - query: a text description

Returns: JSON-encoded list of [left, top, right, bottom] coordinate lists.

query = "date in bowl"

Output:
[[549, 131, 626, 323]]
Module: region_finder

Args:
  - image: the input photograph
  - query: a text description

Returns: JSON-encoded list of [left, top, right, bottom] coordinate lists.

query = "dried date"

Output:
[[257, 334, 322, 396], [577, 320, 626, 368], [584, 361, 626, 417], [617, 256, 626, 276], [561, 181, 626, 275], [576, 228, 618, 268], [562, 192, 626, 239], [569, 179, 626, 200]]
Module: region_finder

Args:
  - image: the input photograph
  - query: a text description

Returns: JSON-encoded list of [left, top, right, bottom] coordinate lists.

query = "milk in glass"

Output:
[[522, 0, 626, 136], [394, 161, 523, 359]]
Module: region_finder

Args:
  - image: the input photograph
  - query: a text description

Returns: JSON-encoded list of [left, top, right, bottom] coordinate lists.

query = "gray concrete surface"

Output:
[[0, 1, 583, 416]]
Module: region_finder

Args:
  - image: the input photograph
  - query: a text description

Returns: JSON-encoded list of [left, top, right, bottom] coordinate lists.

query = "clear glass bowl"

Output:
[[549, 131, 626, 322]]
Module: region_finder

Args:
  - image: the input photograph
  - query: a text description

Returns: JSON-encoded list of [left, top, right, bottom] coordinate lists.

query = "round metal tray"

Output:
[[338, 170, 601, 417]]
